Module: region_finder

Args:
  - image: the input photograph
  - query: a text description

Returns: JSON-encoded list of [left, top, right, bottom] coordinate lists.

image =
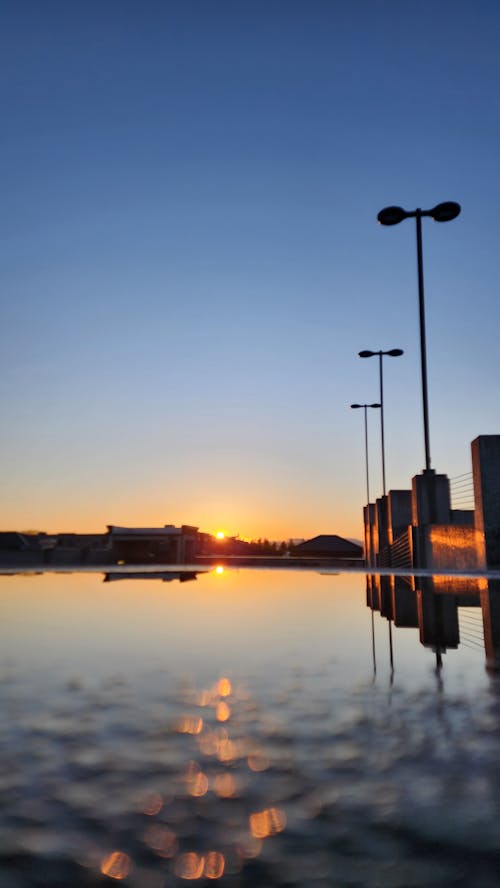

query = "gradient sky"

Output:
[[1, 0, 499, 540]]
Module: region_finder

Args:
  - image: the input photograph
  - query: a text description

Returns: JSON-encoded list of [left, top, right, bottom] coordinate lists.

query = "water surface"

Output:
[[1, 569, 499, 886]]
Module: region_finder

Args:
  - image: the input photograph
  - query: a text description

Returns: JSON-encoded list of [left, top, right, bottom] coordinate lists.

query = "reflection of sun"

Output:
[[215, 565, 225, 575], [215, 531, 225, 540]]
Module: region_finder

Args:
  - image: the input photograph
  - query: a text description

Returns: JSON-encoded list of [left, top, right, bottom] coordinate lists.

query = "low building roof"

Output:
[[292, 535, 362, 556], [107, 525, 198, 538]]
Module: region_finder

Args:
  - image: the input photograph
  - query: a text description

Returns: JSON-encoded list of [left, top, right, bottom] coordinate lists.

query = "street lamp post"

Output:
[[351, 402, 381, 567], [377, 201, 460, 473], [358, 348, 404, 497]]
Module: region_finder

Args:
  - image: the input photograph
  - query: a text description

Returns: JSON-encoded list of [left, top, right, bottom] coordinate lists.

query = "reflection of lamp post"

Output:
[[358, 349, 403, 497], [351, 403, 381, 567], [377, 201, 460, 472]]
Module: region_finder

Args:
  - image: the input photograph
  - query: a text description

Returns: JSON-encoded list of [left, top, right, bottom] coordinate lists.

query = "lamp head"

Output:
[[350, 403, 381, 409], [429, 201, 461, 222], [387, 348, 404, 357], [359, 350, 375, 358], [377, 205, 408, 226]]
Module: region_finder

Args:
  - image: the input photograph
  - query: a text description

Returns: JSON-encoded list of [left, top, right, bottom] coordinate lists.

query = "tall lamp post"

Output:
[[358, 348, 404, 497], [377, 201, 460, 473], [351, 402, 381, 567]]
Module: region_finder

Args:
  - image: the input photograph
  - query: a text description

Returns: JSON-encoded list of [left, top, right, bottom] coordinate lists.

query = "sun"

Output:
[[215, 531, 225, 540]]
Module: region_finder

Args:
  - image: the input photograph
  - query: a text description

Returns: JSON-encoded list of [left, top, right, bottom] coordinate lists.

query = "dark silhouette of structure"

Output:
[[291, 534, 362, 560]]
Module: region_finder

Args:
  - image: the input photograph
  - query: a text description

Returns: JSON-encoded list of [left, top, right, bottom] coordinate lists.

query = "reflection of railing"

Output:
[[450, 471, 475, 511], [458, 607, 484, 653]]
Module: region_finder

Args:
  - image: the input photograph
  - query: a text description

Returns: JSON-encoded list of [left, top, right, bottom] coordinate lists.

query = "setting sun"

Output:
[[215, 531, 225, 540]]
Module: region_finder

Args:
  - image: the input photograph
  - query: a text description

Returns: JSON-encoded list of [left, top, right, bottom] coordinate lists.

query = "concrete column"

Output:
[[387, 490, 412, 546], [375, 496, 390, 566], [472, 435, 500, 569], [411, 470, 451, 526], [363, 503, 376, 566]]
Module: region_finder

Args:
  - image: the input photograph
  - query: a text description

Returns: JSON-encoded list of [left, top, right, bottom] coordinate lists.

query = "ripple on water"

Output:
[[1, 667, 500, 886]]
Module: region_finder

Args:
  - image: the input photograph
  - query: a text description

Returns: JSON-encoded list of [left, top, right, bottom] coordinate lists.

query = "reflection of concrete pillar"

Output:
[[391, 576, 418, 627], [366, 575, 376, 608], [479, 578, 500, 671], [379, 575, 393, 619], [371, 575, 380, 611], [472, 435, 500, 569], [416, 583, 459, 650]]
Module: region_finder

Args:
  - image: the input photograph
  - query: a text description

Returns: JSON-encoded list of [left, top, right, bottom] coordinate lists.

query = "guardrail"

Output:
[[450, 471, 475, 511]]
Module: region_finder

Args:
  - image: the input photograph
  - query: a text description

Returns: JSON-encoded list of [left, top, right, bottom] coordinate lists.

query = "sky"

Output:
[[1, 0, 500, 541]]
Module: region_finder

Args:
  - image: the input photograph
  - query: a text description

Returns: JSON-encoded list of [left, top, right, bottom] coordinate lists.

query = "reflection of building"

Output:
[[367, 571, 500, 673], [107, 525, 199, 564], [103, 571, 199, 583]]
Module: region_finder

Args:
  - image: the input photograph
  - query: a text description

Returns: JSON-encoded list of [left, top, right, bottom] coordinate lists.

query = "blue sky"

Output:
[[1, 0, 499, 538]]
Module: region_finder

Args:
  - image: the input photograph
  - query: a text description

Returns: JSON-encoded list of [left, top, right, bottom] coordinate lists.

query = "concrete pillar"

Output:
[[387, 490, 412, 546], [375, 496, 390, 566], [472, 435, 500, 569], [411, 470, 451, 526], [363, 503, 376, 566]]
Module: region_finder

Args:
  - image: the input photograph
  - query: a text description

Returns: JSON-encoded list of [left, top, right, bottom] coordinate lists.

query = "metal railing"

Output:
[[390, 527, 414, 569], [450, 471, 475, 512]]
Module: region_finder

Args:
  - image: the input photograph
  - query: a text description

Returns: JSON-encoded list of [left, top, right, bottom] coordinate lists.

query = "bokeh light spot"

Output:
[[248, 752, 269, 772], [100, 851, 132, 880], [216, 701, 231, 722], [249, 807, 287, 839], [143, 824, 177, 858], [175, 852, 205, 880], [214, 772, 237, 798], [203, 851, 225, 879], [217, 677, 232, 697], [176, 716, 203, 735], [141, 792, 163, 816]]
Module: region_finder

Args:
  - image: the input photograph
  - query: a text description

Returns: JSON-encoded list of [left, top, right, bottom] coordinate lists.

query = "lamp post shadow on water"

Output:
[[377, 201, 461, 474], [350, 402, 380, 568]]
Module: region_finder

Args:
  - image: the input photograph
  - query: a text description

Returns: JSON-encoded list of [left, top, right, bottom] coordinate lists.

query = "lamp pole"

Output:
[[358, 349, 404, 497], [377, 201, 460, 472], [351, 402, 381, 567]]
